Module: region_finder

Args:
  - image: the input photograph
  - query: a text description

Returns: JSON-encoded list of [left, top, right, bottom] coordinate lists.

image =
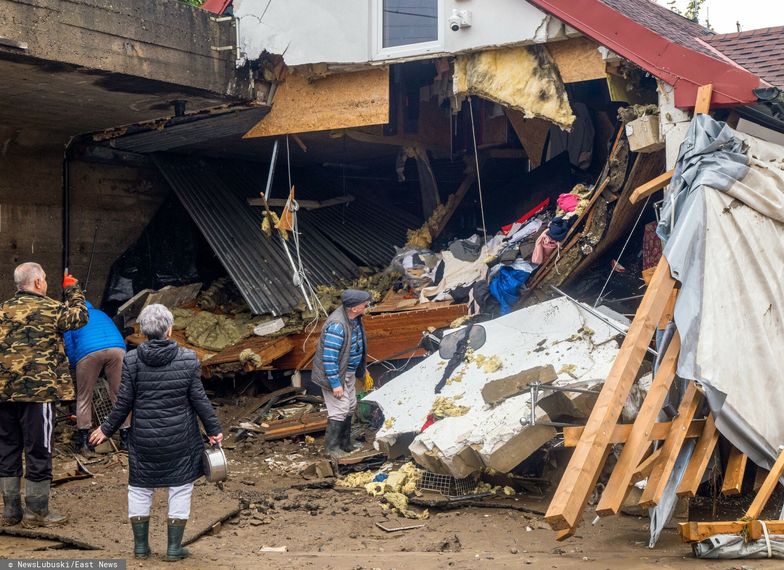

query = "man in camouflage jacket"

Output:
[[0, 262, 88, 527]]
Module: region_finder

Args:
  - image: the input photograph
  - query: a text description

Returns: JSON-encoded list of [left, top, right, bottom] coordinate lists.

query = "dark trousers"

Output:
[[0, 402, 54, 481]]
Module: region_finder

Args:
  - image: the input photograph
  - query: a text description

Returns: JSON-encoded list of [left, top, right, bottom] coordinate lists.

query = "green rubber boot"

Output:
[[130, 516, 151, 559], [21, 479, 67, 528], [165, 517, 190, 562], [1, 477, 22, 526], [324, 419, 347, 458]]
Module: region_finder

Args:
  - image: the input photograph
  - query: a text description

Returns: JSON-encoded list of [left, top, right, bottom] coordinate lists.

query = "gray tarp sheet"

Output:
[[658, 114, 784, 469]]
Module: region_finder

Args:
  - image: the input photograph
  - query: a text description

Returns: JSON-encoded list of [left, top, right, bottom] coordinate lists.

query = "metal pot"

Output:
[[202, 444, 228, 483]]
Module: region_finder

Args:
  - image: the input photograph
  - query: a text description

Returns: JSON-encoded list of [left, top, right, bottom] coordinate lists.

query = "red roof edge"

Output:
[[202, 0, 232, 15], [526, 0, 764, 108]]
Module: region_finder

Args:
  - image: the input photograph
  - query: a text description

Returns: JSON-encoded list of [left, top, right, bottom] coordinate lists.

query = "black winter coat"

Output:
[[101, 339, 221, 488]]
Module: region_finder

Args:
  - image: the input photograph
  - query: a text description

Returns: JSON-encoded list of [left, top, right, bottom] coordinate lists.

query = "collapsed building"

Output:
[[3, 0, 784, 559]]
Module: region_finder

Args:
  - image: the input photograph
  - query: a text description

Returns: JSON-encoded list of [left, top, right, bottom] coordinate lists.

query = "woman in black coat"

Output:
[[90, 303, 222, 562]]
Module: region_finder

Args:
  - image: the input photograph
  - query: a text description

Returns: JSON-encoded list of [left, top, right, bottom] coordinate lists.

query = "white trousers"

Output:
[[128, 483, 194, 519]]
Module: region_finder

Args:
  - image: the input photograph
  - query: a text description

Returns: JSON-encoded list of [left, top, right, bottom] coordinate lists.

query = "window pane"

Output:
[[383, 0, 438, 48]]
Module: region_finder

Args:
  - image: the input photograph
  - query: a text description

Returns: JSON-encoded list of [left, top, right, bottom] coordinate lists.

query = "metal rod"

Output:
[[550, 285, 658, 358], [264, 139, 279, 201]]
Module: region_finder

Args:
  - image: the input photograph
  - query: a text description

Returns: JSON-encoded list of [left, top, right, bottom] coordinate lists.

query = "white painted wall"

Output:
[[234, 0, 575, 66], [234, 0, 371, 65]]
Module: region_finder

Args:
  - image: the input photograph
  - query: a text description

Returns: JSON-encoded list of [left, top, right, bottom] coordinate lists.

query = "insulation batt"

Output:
[[453, 45, 574, 130]]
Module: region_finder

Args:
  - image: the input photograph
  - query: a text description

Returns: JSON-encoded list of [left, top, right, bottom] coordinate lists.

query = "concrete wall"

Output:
[[234, 0, 577, 66], [0, 0, 238, 96], [0, 128, 169, 304]]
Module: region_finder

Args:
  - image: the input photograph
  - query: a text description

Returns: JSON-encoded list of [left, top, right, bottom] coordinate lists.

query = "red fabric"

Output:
[[420, 414, 437, 432], [501, 198, 550, 234], [557, 193, 580, 213], [642, 221, 662, 270]]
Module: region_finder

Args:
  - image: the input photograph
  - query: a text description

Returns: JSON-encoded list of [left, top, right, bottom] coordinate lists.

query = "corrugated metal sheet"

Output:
[[154, 155, 359, 316], [107, 107, 269, 153], [303, 199, 419, 267], [215, 162, 421, 267]]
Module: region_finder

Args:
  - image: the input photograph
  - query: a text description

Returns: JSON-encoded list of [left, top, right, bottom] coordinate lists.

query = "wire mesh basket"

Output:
[[416, 468, 479, 497], [91, 378, 114, 427]]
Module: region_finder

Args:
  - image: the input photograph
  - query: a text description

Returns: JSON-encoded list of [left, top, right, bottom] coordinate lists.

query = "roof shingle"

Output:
[[704, 27, 784, 90]]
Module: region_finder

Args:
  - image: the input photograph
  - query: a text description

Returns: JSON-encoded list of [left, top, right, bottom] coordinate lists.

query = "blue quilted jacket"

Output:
[[63, 302, 125, 365]]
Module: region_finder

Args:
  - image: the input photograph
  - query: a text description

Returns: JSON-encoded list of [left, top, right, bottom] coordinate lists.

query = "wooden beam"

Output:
[[632, 447, 662, 484], [676, 414, 718, 498], [679, 520, 784, 543], [721, 447, 748, 496], [545, 257, 677, 531], [555, 446, 612, 541], [595, 332, 681, 517], [563, 418, 705, 448], [248, 195, 355, 210], [428, 171, 477, 241], [754, 467, 769, 492], [694, 84, 713, 115], [638, 381, 703, 509], [745, 447, 784, 520], [629, 170, 674, 204]]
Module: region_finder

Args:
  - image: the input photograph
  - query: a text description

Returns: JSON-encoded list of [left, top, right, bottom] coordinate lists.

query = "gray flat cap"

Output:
[[341, 289, 371, 308]]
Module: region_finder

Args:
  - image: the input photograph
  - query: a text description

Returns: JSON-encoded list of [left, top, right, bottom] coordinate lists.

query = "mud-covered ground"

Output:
[[1, 399, 779, 570]]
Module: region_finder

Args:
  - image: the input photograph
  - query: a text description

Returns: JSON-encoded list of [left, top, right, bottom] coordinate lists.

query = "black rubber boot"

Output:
[[119, 428, 130, 452], [324, 419, 346, 458], [21, 479, 67, 528], [339, 416, 361, 453], [165, 518, 189, 562], [73, 429, 95, 457], [0, 477, 22, 526], [130, 515, 151, 559]]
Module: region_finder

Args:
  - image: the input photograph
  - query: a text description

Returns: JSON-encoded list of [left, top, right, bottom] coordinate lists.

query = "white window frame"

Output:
[[371, 0, 444, 61]]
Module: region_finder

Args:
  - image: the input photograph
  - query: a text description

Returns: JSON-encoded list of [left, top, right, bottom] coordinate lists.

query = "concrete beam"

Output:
[[0, 0, 238, 96]]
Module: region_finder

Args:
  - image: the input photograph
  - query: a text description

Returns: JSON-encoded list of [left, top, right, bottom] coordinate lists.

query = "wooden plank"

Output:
[[658, 289, 678, 330], [595, 331, 681, 517], [745, 447, 784, 520], [629, 169, 674, 204], [544, 257, 677, 531], [754, 467, 769, 492], [563, 418, 705, 448], [547, 37, 607, 83], [721, 447, 748, 496], [244, 67, 390, 137], [429, 172, 477, 241], [679, 520, 784, 543], [247, 195, 354, 210], [631, 447, 662, 484], [273, 304, 468, 370], [555, 446, 611, 541], [504, 111, 549, 167], [694, 84, 713, 115], [638, 382, 703, 509], [676, 414, 719, 498]]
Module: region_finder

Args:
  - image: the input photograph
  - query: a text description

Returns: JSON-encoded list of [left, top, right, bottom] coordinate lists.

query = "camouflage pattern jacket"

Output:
[[0, 286, 89, 402]]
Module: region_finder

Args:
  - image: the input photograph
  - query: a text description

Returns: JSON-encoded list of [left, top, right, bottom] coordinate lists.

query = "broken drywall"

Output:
[[364, 297, 623, 478], [453, 45, 575, 130]]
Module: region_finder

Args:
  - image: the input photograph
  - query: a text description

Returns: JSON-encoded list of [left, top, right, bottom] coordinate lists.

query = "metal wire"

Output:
[[467, 97, 488, 244], [593, 194, 651, 308], [91, 378, 114, 427], [417, 469, 478, 497]]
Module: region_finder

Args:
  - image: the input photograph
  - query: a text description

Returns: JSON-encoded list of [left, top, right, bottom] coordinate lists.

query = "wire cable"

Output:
[[593, 195, 651, 308], [468, 97, 488, 244]]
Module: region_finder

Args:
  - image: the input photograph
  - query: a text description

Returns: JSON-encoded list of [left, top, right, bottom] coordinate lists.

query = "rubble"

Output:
[[365, 297, 625, 478]]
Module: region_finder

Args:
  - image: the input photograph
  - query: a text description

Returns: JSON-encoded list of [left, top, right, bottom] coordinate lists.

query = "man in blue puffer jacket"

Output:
[[63, 301, 127, 454]]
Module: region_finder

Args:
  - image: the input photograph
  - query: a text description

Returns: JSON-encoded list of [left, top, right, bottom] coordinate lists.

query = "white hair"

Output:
[[14, 262, 44, 290], [138, 303, 174, 340]]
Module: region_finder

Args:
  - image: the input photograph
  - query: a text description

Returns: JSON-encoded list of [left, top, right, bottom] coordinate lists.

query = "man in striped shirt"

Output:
[[311, 289, 370, 457]]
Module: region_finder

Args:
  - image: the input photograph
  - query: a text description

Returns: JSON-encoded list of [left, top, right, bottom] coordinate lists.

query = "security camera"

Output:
[[448, 9, 472, 32]]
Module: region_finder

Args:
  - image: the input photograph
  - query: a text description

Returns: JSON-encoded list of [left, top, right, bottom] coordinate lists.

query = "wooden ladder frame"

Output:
[[545, 85, 719, 538]]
